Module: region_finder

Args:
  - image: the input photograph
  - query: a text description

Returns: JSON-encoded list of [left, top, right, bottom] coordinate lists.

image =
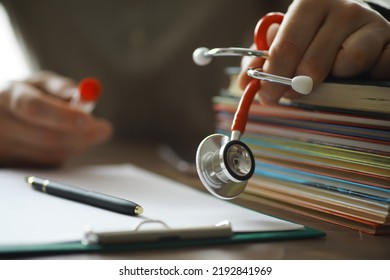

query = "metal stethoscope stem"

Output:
[[193, 47, 268, 65], [193, 49, 313, 96]]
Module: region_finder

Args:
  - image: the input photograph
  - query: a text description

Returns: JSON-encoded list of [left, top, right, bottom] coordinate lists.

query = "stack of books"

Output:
[[214, 68, 390, 234]]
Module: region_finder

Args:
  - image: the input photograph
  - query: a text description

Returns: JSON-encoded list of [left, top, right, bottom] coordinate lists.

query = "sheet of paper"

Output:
[[0, 164, 303, 245]]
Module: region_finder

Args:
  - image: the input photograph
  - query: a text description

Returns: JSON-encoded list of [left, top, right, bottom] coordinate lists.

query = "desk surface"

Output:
[[34, 141, 389, 260]]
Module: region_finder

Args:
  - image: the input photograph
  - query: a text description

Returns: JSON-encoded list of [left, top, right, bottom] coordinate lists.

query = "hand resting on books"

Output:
[[239, 0, 390, 105], [0, 71, 112, 167]]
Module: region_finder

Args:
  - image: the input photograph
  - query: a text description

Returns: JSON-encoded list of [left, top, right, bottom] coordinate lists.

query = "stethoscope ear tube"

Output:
[[194, 13, 288, 200], [254, 12, 284, 50]]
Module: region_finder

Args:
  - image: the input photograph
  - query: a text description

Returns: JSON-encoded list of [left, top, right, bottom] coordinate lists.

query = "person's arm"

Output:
[[239, 0, 390, 105], [0, 71, 112, 167]]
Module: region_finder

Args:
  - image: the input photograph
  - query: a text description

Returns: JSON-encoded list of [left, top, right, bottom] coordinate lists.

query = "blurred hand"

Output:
[[239, 0, 390, 105], [0, 71, 112, 167]]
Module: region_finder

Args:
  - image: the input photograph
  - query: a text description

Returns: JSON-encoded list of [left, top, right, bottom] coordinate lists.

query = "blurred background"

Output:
[[0, 4, 30, 82], [0, 0, 288, 163]]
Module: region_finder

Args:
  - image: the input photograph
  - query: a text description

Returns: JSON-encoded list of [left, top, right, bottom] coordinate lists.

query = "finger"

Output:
[[85, 118, 113, 146], [0, 119, 70, 166], [298, 10, 369, 79], [0, 116, 112, 167], [0, 134, 84, 167], [25, 71, 76, 99], [258, 0, 329, 104], [369, 42, 390, 79], [7, 82, 91, 131], [2, 114, 112, 151], [239, 56, 264, 90], [281, 4, 378, 100], [239, 23, 281, 91], [267, 23, 280, 46], [239, 44, 257, 90], [333, 23, 390, 77], [0, 137, 67, 167]]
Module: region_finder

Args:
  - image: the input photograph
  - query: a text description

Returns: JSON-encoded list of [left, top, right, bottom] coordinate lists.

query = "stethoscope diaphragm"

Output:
[[196, 134, 255, 200]]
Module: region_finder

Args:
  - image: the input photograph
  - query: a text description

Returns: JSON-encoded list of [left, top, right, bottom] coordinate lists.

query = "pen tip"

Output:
[[25, 176, 34, 185], [134, 206, 144, 215]]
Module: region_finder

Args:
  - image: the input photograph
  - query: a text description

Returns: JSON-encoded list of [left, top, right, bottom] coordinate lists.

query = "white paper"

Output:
[[0, 164, 303, 245]]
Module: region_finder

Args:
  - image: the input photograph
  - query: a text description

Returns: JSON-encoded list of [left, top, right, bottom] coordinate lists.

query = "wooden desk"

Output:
[[35, 141, 389, 260]]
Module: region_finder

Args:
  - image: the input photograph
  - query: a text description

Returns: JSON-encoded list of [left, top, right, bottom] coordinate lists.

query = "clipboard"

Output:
[[0, 226, 324, 257], [0, 216, 325, 257], [0, 164, 325, 257]]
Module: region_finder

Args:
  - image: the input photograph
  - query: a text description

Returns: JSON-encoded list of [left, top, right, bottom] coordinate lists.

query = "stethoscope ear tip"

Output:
[[291, 75, 313, 95], [193, 47, 212, 66]]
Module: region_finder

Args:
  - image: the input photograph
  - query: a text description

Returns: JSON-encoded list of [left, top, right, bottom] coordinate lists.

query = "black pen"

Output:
[[26, 176, 143, 216]]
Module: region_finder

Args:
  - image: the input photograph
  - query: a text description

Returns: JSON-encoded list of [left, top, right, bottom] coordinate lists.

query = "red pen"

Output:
[[70, 77, 101, 113]]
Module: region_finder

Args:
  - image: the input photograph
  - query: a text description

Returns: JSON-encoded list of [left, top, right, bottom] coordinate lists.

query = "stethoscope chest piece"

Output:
[[196, 134, 255, 200]]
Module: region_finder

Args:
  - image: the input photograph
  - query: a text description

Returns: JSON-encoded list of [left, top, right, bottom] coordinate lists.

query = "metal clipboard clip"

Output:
[[82, 219, 233, 245]]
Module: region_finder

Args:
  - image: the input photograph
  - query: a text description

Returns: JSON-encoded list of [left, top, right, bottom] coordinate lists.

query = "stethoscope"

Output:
[[193, 13, 313, 200]]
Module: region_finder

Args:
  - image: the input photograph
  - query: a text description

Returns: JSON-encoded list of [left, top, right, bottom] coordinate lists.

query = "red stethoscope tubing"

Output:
[[231, 12, 284, 134]]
